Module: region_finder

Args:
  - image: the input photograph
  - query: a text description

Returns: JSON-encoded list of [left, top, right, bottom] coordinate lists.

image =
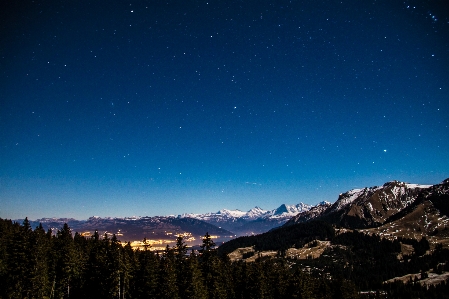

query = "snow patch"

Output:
[[405, 183, 432, 189], [217, 209, 247, 218], [333, 188, 365, 211]]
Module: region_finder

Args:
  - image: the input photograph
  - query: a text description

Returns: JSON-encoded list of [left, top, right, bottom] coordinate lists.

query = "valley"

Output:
[[2, 178, 449, 297]]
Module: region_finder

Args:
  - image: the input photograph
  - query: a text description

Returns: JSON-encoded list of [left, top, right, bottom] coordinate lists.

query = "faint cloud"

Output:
[[245, 182, 261, 186]]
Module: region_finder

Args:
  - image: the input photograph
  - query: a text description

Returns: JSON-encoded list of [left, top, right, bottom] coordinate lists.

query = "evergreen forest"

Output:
[[1, 218, 449, 299]]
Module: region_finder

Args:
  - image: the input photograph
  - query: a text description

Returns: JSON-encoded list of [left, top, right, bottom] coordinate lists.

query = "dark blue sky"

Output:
[[1, 1, 448, 220]]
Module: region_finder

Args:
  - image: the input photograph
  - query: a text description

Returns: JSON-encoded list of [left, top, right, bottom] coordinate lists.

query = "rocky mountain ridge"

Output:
[[285, 180, 436, 229]]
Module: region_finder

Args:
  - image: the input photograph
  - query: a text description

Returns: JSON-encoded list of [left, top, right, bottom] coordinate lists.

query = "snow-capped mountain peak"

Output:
[[178, 203, 312, 235], [181, 203, 310, 223], [270, 203, 311, 218], [245, 206, 268, 219], [274, 204, 289, 215], [217, 209, 247, 218]]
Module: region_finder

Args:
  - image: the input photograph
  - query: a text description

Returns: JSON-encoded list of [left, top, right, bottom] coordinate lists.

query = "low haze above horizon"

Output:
[[1, 1, 448, 221]]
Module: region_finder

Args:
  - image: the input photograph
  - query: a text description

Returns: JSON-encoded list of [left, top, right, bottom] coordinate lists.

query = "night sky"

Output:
[[1, 1, 448, 220]]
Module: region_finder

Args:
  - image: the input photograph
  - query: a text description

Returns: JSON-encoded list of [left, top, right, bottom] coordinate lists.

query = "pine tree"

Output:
[[84, 230, 108, 297], [198, 232, 228, 299], [204, 255, 228, 299], [0, 219, 13, 298], [288, 268, 316, 299], [175, 235, 188, 257], [133, 242, 158, 298], [6, 218, 34, 298], [183, 254, 208, 299], [53, 223, 78, 298], [157, 247, 179, 299], [164, 244, 176, 263], [175, 236, 189, 298], [231, 260, 246, 299], [265, 259, 291, 299], [333, 278, 360, 299], [222, 255, 236, 299], [72, 232, 89, 296], [314, 277, 333, 299], [199, 232, 216, 256], [120, 242, 135, 299], [244, 260, 268, 299], [104, 234, 122, 298], [30, 223, 52, 297]]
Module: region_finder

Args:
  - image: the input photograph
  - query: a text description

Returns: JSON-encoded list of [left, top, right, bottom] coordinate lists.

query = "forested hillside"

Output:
[[0, 218, 355, 299], [2, 218, 449, 298], [218, 221, 335, 255], [220, 221, 449, 288]]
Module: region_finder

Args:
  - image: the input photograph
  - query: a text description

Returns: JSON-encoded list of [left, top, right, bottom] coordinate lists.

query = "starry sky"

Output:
[[1, 1, 448, 220]]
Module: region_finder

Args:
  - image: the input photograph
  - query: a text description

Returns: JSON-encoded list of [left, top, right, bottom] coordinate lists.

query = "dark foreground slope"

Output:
[[3, 218, 448, 299], [218, 221, 334, 256]]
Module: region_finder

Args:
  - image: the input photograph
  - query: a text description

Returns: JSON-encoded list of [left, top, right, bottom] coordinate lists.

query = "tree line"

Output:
[[1, 218, 449, 298], [0, 218, 358, 299]]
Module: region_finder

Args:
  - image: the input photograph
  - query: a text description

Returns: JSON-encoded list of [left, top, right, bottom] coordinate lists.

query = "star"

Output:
[[1, 0, 447, 220]]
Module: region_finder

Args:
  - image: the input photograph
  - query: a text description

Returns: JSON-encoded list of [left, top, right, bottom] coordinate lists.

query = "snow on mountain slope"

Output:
[[329, 181, 432, 215], [284, 201, 332, 226], [178, 203, 312, 235], [218, 209, 248, 218], [182, 203, 311, 222], [285, 180, 436, 229], [405, 183, 433, 189], [245, 206, 268, 219], [330, 188, 370, 212], [285, 180, 435, 229], [268, 203, 312, 218]]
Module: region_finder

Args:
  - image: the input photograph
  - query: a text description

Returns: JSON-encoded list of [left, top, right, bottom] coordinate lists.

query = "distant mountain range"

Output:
[[24, 203, 312, 242], [180, 202, 312, 235], [20, 179, 449, 246]]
